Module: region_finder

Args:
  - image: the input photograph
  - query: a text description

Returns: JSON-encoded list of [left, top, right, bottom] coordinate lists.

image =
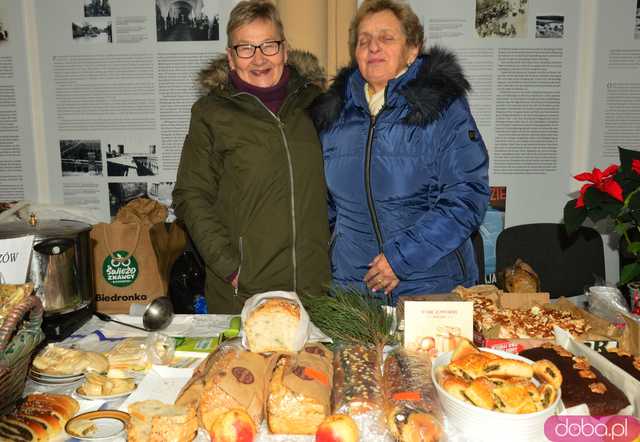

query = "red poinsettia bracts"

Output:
[[574, 165, 623, 208], [632, 159, 640, 175]]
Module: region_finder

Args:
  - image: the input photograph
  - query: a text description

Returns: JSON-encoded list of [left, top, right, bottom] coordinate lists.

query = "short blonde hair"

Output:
[[349, 0, 424, 61], [227, 0, 285, 46]]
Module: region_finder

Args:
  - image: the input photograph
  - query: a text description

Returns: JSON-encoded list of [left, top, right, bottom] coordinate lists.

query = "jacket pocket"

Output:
[[234, 236, 244, 296]]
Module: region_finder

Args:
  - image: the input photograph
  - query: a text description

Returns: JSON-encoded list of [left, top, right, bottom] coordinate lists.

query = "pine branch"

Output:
[[301, 286, 395, 348]]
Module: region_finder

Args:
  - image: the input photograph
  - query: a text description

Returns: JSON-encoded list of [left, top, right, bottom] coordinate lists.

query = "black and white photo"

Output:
[[106, 143, 159, 177], [149, 181, 175, 219], [536, 15, 564, 38], [84, 0, 111, 18], [59, 140, 103, 176], [72, 20, 112, 43], [476, 0, 528, 38], [108, 182, 148, 217], [635, 0, 640, 39], [0, 10, 8, 42], [156, 0, 221, 42]]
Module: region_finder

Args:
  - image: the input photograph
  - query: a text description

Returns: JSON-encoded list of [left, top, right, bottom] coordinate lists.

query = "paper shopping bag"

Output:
[[91, 220, 166, 313]]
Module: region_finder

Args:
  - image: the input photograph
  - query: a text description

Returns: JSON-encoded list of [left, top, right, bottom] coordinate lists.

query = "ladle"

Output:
[[94, 297, 174, 332]]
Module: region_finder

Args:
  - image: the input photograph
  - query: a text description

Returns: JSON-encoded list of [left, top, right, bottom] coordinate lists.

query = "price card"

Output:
[[403, 301, 473, 356]]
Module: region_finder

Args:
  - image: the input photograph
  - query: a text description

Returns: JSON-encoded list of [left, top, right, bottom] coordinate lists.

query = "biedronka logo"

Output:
[[103, 250, 139, 287]]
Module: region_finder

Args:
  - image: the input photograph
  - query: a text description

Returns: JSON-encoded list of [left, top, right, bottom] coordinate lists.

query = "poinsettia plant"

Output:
[[564, 147, 640, 284]]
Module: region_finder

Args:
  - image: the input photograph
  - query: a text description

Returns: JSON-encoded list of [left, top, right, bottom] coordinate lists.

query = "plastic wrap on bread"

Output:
[[382, 348, 443, 441], [332, 344, 387, 438], [267, 342, 333, 434], [175, 339, 279, 433], [241, 291, 310, 352]]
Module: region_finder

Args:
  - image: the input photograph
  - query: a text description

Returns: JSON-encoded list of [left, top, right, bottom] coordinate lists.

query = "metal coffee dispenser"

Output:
[[0, 215, 95, 340]]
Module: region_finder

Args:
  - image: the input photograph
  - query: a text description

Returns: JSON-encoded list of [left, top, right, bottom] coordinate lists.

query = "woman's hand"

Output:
[[364, 254, 399, 294]]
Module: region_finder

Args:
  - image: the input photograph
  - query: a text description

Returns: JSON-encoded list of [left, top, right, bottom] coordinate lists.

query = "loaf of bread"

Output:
[[382, 349, 443, 441], [333, 344, 384, 416], [175, 340, 279, 434], [244, 297, 302, 353], [128, 400, 198, 442], [0, 393, 79, 441], [520, 345, 630, 415], [267, 343, 333, 434]]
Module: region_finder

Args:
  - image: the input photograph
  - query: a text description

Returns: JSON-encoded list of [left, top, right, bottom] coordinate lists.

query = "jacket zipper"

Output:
[[234, 236, 243, 296], [454, 248, 468, 281], [230, 90, 304, 292], [365, 114, 384, 252]]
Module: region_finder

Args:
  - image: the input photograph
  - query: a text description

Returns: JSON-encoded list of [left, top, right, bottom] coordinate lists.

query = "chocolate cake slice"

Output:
[[520, 345, 629, 416], [601, 348, 640, 382]]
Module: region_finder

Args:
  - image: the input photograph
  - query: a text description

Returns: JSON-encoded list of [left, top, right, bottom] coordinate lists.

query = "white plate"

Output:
[[75, 384, 137, 401], [30, 368, 85, 379], [65, 410, 129, 440], [29, 376, 85, 387]]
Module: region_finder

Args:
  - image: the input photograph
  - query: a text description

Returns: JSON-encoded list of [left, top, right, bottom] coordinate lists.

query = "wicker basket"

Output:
[[0, 294, 44, 414]]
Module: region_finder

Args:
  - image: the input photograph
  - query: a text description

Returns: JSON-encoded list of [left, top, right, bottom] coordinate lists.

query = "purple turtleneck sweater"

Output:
[[229, 66, 290, 114]]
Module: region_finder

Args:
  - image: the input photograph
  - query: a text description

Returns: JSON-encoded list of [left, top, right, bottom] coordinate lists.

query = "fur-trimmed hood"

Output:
[[310, 46, 470, 130], [199, 49, 326, 93]]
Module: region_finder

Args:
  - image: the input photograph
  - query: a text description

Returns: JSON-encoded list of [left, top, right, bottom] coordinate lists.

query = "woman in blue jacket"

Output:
[[311, 0, 490, 303]]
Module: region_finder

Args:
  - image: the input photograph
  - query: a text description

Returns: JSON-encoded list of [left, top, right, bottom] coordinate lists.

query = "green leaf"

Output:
[[618, 146, 640, 171], [627, 190, 640, 210], [620, 262, 640, 285], [563, 200, 587, 233], [583, 187, 623, 217], [614, 222, 632, 236], [627, 242, 640, 255]]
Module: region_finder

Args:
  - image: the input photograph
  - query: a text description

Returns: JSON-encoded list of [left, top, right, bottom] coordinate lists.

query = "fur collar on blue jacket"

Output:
[[310, 46, 471, 131]]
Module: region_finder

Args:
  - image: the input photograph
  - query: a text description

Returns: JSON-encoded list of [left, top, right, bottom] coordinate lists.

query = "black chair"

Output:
[[495, 223, 605, 298], [470, 230, 485, 283]]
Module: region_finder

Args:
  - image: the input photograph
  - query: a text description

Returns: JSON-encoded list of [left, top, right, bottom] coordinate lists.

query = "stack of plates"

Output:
[[29, 368, 84, 386]]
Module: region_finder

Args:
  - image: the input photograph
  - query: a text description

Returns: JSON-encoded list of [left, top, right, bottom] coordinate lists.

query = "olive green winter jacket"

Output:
[[173, 51, 331, 313]]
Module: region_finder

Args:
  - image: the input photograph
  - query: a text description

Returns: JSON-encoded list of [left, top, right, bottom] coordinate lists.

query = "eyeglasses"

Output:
[[231, 40, 284, 58]]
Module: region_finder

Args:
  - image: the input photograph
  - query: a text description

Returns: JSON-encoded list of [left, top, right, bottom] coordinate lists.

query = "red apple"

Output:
[[315, 414, 359, 442], [210, 409, 256, 442]]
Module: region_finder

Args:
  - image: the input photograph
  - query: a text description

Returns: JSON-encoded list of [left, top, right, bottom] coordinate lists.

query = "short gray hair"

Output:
[[227, 1, 285, 46], [349, 0, 424, 61]]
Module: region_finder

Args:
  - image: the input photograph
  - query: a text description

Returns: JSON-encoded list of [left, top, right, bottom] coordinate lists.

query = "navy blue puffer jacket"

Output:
[[310, 47, 490, 302]]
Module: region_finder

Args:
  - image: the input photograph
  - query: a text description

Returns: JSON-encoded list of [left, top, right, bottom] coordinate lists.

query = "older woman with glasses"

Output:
[[173, 0, 331, 313], [311, 0, 489, 303]]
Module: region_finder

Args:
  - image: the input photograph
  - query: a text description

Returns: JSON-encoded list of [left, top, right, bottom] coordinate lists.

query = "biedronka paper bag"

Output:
[[91, 198, 167, 313]]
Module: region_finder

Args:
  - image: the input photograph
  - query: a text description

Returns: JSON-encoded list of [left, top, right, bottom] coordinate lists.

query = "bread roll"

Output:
[[267, 343, 333, 434], [244, 298, 301, 353], [1, 415, 48, 441], [23, 393, 80, 421], [128, 400, 197, 442]]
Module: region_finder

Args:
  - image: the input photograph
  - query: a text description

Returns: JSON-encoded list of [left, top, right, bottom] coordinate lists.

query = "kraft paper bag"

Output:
[[92, 198, 168, 313]]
